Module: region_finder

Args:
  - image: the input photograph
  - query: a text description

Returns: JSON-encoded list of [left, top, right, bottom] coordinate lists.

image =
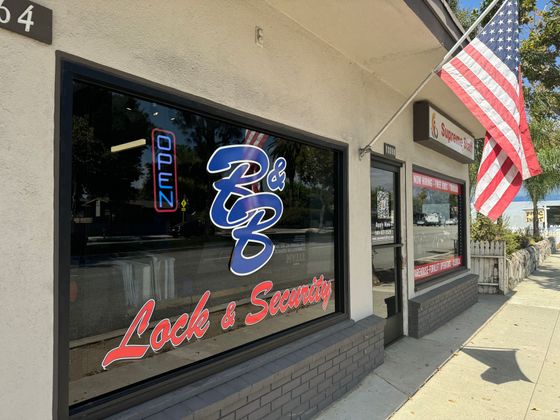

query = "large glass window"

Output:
[[412, 171, 465, 284], [67, 80, 342, 405]]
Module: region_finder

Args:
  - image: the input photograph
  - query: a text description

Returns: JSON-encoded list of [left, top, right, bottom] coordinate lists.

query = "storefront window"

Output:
[[67, 81, 342, 405], [412, 171, 465, 284]]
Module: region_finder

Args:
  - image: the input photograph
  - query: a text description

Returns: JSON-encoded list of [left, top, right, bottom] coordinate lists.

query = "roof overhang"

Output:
[[266, 0, 485, 138]]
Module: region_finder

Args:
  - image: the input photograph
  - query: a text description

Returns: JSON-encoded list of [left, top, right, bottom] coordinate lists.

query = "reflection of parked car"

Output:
[[424, 212, 441, 226], [169, 213, 206, 237], [414, 213, 427, 225], [445, 218, 458, 225]]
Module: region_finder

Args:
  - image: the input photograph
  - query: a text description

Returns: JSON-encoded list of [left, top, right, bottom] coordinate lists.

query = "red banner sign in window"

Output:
[[414, 256, 462, 281], [413, 172, 461, 195]]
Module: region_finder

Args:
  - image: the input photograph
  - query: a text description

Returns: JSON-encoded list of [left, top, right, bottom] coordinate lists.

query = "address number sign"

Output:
[[0, 0, 52, 44]]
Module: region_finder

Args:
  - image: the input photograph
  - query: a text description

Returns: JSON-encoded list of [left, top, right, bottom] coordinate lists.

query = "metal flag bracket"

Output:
[[358, 0, 502, 160]]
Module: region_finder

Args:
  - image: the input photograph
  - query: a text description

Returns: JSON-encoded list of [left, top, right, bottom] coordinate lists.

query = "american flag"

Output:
[[439, 0, 541, 220], [243, 129, 269, 192]]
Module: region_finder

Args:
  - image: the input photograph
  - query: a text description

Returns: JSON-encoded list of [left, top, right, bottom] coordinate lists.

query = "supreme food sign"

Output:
[[413, 101, 475, 163]]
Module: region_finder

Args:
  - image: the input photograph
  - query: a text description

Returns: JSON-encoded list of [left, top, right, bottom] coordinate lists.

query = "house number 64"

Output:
[[0, 1, 34, 32]]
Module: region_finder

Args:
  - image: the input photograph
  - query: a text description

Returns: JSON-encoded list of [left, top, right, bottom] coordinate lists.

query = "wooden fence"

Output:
[[471, 241, 506, 294], [471, 239, 552, 294]]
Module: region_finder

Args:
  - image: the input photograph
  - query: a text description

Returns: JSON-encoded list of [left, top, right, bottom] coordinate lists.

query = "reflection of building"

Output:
[[2, 1, 485, 419], [501, 190, 560, 231]]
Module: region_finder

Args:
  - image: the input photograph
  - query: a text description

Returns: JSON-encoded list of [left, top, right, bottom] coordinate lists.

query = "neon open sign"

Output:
[[152, 128, 178, 213]]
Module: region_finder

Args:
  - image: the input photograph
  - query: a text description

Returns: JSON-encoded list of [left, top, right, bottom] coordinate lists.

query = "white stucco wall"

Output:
[[0, 1, 470, 418]]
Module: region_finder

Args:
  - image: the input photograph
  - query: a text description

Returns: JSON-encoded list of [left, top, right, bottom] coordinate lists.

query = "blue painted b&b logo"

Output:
[[207, 145, 286, 276]]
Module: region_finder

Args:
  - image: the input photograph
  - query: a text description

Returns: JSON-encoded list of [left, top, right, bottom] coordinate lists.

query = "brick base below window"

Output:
[[408, 273, 479, 338], [110, 315, 385, 420]]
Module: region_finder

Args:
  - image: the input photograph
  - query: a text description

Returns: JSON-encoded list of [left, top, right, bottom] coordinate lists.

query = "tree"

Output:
[[170, 111, 243, 212], [478, 0, 536, 25], [524, 119, 560, 237], [520, 0, 560, 235], [468, 138, 485, 196], [295, 146, 335, 229], [521, 0, 560, 92], [446, 0, 536, 31], [446, 0, 479, 29], [270, 139, 304, 206], [71, 91, 149, 213]]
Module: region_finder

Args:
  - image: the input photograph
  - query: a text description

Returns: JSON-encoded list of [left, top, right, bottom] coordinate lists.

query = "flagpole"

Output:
[[358, 0, 503, 159]]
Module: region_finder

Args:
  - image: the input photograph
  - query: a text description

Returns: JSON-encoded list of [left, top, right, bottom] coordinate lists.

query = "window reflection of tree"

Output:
[[71, 85, 151, 247], [270, 140, 334, 230], [298, 147, 334, 229], [270, 139, 302, 206], [170, 113, 243, 216]]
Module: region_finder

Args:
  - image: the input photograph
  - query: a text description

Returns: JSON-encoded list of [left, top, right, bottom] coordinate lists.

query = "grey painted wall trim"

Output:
[[408, 274, 478, 338]]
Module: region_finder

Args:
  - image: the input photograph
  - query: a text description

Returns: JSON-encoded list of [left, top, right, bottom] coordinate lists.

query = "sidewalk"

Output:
[[316, 253, 560, 420]]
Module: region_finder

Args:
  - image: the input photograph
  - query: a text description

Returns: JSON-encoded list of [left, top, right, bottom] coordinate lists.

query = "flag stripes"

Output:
[[438, 0, 541, 220], [243, 129, 270, 192], [244, 130, 269, 149]]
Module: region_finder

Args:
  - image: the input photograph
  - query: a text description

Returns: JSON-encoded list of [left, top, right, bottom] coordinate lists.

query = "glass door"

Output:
[[371, 159, 403, 344]]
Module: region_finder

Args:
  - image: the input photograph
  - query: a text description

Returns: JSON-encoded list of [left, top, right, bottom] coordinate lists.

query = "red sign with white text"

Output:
[[414, 256, 463, 281], [413, 172, 461, 195]]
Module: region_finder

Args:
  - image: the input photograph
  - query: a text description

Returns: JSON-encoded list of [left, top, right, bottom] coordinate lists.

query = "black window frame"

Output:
[[370, 154, 405, 342], [411, 165, 468, 291], [54, 53, 349, 419]]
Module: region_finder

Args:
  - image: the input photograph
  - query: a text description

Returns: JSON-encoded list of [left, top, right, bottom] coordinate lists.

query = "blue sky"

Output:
[[513, 187, 560, 201]]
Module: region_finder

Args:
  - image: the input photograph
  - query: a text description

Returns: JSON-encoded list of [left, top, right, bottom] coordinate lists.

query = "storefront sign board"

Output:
[[413, 101, 475, 163], [414, 256, 463, 281], [525, 208, 544, 223], [412, 172, 462, 195]]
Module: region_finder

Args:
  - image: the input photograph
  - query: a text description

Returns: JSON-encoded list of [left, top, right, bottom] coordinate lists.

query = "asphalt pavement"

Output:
[[316, 253, 560, 420]]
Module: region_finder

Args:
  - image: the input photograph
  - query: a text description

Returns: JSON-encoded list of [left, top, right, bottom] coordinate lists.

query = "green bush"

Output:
[[471, 215, 531, 255]]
